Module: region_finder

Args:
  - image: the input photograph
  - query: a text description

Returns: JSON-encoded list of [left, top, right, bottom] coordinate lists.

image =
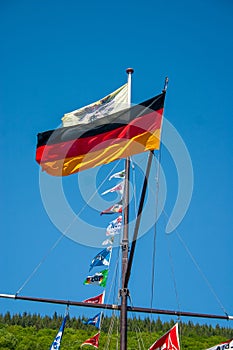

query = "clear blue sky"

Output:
[[0, 0, 233, 331]]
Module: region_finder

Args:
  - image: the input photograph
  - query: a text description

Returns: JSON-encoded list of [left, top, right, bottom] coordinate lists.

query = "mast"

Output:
[[120, 67, 134, 350]]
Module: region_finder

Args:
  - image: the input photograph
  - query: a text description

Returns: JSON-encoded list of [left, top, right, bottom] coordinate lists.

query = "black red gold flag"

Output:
[[36, 92, 165, 176]]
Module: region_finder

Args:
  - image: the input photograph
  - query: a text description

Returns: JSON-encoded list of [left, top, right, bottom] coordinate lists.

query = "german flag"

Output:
[[36, 92, 165, 176]]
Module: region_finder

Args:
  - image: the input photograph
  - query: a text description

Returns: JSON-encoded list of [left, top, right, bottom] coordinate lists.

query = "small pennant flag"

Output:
[[83, 312, 102, 329], [102, 237, 114, 246], [84, 269, 109, 287], [109, 169, 125, 181], [101, 181, 124, 196], [148, 323, 180, 350], [83, 291, 105, 304], [62, 84, 128, 126], [50, 315, 67, 350], [106, 216, 122, 236], [205, 338, 233, 349], [100, 201, 122, 215], [81, 332, 100, 348], [89, 247, 112, 271]]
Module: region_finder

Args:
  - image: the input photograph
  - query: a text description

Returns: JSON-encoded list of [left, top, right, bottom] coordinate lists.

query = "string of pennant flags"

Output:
[[80, 169, 125, 348], [50, 169, 125, 349]]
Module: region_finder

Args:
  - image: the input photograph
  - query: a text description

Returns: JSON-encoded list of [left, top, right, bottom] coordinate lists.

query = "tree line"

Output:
[[0, 312, 232, 349], [1, 312, 233, 337]]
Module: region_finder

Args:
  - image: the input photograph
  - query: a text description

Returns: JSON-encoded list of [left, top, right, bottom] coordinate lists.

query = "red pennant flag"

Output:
[[100, 201, 122, 215], [81, 332, 100, 348], [149, 323, 180, 350], [83, 292, 105, 304]]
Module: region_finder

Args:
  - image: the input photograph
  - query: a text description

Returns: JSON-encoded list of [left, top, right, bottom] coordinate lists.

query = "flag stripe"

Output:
[[38, 129, 161, 176]]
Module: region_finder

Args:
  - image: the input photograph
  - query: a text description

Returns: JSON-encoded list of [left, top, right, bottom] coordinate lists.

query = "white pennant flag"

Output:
[[106, 216, 122, 236], [101, 181, 124, 196], [109, 169, 125, 181]]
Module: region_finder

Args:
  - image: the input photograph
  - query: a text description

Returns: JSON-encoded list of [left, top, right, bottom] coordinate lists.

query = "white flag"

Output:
[[62, 84, 128, 126], [106, 216, 122, 236]]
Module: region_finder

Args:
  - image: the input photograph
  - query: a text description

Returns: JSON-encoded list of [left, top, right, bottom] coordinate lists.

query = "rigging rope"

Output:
[[16, 235, 63, 296], [165, 233, 182, 319], [16, 160, 122, 295], [149, 150, 162, 331], [130, 156, 137, 217], [149, 103, 166, 326], [162, 209, 229, 317], [105, 246, 121, 306], [102, 230, 121, 350], [128, 294, 146, 350], [104, 313, 116, 350], [149, 116, 181, 333], [116, 310, 119, 350]]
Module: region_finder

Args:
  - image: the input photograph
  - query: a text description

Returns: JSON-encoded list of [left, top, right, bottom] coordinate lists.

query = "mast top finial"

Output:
[[126, 68, 134, 74], [162, 76, 169, 92]]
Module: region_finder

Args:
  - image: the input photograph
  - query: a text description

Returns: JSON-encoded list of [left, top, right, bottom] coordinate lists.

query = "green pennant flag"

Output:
[[83, 269, 109, 287]]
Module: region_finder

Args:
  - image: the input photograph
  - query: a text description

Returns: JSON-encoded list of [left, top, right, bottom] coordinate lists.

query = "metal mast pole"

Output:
[[120, 67, 134, 350]]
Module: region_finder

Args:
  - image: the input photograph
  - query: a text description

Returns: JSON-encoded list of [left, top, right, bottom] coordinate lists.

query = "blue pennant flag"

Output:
[[83, 312, 102, 329], [89, 247, 112, 271], [50, 315, 67, 350]]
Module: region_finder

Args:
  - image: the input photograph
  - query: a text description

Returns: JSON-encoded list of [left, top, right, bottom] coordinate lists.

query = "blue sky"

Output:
[[0, 0, 233, 331]]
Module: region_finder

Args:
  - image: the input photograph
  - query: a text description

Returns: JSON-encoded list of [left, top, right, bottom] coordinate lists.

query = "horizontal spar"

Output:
[[0, 293, 232, 321]]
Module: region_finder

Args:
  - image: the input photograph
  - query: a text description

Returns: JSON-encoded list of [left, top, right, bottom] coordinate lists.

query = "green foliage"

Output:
[[0, 328, 18, 350], [0, 312, 232, 349]]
